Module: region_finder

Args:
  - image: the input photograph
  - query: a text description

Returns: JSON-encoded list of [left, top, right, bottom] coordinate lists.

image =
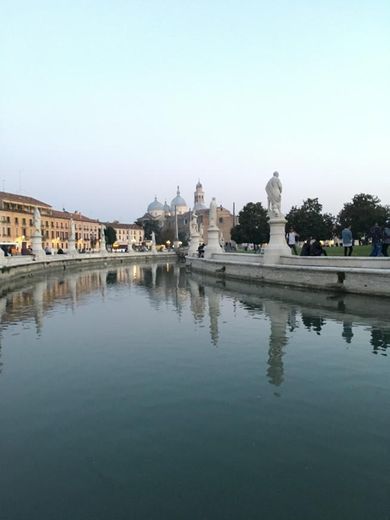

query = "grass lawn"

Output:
[[237, 245, 374, 256], [323, 245, 371, 256]]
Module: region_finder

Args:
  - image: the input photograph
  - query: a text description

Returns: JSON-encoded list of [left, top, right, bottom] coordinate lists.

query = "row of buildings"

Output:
[[0, 180, 235, 254], [0, 192, 143, 253]]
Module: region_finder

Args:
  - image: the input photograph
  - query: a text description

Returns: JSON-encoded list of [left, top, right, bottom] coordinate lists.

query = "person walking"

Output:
[[382, 221, 390, 257], [369, 223, 383, 257], [341, 225, 353, 256], [286, 227, 299, 255]]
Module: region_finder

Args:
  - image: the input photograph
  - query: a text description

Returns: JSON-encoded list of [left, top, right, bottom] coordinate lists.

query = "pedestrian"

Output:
[[310, 238, 327, 256], [382, 221, 390, 257], [369, 223, 383, 257], [341, 225, 353, 256], [286, 227, 299, 255]]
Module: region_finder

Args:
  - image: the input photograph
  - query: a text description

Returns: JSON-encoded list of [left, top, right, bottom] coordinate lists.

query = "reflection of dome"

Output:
[[148, 197, 164, 214], [171, 186, 188, 214]]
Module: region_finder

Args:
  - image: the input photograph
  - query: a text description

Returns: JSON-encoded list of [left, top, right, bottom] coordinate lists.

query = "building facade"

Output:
[[0, 191, 99, 253], [105, 221, 144, 248]]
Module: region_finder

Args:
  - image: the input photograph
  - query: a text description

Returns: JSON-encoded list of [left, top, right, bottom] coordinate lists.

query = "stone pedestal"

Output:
[[31, 233, 45, 258], [204, 226, 223, 259], [173, 240, 181, 250], [188, 232, 201, 256], [262, 217, 291, 265], [67, 238, 78, 255], [151, 243, 157, 254]]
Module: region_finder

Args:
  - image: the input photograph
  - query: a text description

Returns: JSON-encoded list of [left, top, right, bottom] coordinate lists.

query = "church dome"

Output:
[[170, 186, 187, 213], [163, 201, 171, 213], [147, 196, 164, 213]]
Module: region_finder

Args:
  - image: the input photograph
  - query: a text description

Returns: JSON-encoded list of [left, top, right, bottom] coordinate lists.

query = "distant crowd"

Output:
[[286, 221, 390, 257]]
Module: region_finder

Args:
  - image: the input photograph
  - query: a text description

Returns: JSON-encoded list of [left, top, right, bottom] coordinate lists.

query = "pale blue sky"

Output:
[[1, 0, 389, 222]]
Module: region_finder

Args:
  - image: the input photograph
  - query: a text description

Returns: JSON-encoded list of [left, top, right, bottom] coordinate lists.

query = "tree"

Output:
[[231, 202, 269, 245], [104, 226, 117, 245], [337, 193, 389, 240], [285, 198, 335, 241], [137, 219, 161, 242]]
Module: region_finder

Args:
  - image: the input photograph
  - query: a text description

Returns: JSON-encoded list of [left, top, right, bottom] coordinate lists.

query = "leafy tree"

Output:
[[337, 193, 389, 240], [285, 198, 335, 240], [231, 202, 269, 245], [137, 219, 162, 242], [104, 226, 117, 245]]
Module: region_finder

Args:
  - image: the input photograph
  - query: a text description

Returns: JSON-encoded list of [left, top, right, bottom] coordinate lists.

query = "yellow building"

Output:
[[105, 221, 144, 250], [0, 191, 101, 253]]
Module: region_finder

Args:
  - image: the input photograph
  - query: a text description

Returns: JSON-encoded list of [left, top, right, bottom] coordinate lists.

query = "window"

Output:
[[219, 217, 223, 223], [15, 217, 19, 224], [29, 219, 33, 226], [7, 228, 11, 236], [22, 218, 26, 225]]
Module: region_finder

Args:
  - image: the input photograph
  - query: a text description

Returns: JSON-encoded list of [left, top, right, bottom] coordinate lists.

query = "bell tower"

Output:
[[194, 179, 206, 210]]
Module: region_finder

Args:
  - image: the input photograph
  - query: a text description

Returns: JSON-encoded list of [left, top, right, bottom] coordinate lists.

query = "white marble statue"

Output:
[[265, 171, 282, 217], [33, 207, 42, 235], [100, 225, 107, 252], [70, 219, 76, 240], [209, 197, 217, 227], [151, 231, 156, 245], [190, 212, 198, 236]]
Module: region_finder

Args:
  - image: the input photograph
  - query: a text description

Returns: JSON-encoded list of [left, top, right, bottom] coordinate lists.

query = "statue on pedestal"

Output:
[[70, 219, 76, 240], [265, 171, 282, 217], [209, 197, 217, 227], [190, 212, 198, 236], [33, 207, 42, 236]]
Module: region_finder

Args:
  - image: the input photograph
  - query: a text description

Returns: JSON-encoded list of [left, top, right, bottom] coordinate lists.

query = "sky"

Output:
[[1, 0, 389, 222]]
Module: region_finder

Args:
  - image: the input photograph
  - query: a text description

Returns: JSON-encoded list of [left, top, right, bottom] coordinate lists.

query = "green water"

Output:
[[0, 262, 389, 520]]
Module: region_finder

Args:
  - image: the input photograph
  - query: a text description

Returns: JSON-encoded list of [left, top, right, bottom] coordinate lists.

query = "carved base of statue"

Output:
[[204, 225, 223, 259], [188, 232, 201, 256], [262, 216, 291, 265], [31, 233, 45, 258], [67, 238, 78, 255]]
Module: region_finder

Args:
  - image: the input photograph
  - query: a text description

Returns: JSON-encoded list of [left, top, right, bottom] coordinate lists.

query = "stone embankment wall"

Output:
[[187, 253, 390, 297], [0, 252, 176, 286]]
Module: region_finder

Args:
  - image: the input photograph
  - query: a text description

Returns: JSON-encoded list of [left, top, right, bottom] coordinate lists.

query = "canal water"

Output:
[[0, 262, 389, 520]]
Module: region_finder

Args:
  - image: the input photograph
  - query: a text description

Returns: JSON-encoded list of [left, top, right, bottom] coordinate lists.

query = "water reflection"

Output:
[[0, 263, 389, 382]]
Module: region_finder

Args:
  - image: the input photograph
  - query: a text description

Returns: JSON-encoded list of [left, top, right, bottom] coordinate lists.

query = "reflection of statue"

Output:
[[264, 301, 289, 387], [33, 207, 41, 235], [342, 320, 354, 344], [209, 198, 217, 227], [265, 171, 282, 217]]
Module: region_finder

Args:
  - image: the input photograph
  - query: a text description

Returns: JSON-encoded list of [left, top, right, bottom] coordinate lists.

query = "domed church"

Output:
[[139, 181, 234, 244], [170, 186, 188, 215]]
